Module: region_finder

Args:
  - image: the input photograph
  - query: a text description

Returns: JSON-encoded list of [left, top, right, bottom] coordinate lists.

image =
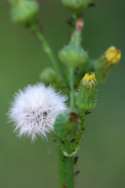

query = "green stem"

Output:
[[32, 26, 69, 87], [58, 67, 76, 188], [69, 68, 75, 110], [35, 30, 58, 70], [31, 25, 61, 73], [58, 68, 75, 188], [59, 149, 74, 188]]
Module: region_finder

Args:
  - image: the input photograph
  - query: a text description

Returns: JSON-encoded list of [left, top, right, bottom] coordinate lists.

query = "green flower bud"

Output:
[[59, 30, 88, 68], [40, 67, 57, 84], [76, 73, 96, 112], [62, 0, 94, 12], [10, 0, 39, 25], [40, 67, 66, 90]]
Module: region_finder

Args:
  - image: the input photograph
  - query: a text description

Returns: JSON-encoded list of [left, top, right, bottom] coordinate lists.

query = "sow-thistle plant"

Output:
[[9, 0, 122, 188]]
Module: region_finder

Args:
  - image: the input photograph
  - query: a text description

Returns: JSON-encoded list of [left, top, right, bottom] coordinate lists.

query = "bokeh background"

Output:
[[0, 0, 125, 187]]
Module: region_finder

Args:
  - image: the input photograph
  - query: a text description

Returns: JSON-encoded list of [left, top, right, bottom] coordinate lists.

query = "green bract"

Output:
[[40, 67, 65, 89], [76, 88, 96, 112], [62, 0, 94, 12], [11, 0, 39, 24], [76, 81, 96, 112], [94, 58, 110, 83], [40, 67, 57, 84]]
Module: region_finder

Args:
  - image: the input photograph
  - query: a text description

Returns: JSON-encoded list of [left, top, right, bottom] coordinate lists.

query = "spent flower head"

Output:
[[9, 84, 67, 140]]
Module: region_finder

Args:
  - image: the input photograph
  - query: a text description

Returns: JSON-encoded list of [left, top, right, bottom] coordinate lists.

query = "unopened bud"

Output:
[[82, 73, 96, 89], [59, 30, 88, 68], [10, 0, 39, 25]]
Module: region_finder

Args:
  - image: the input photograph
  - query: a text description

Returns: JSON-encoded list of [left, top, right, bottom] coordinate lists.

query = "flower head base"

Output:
[[104, 46, 121, 64], [82, 73, 96, 88], [10, 0, 39, 25], [62, 0, 94, 12], [9, 84, 67, 140], [59, 30, 88, 68]]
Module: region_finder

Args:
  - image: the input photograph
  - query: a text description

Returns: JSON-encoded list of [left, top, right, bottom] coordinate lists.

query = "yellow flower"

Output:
[[104, 46, 121, 64], [82, 73, 96, 88]]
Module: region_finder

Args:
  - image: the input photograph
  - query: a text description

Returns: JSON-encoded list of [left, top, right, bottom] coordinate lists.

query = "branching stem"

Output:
[[35, 31, 56, 66]]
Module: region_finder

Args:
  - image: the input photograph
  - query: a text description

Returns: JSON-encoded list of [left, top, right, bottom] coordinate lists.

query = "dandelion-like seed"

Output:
[[9, 84, 67, 140]]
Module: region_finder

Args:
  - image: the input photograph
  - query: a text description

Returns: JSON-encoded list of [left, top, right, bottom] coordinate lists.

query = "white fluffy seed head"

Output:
[[9, 84, 67, 140]]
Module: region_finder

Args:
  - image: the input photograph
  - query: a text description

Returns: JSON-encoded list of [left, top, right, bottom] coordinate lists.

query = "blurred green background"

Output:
[[0, 0, 125, 187]]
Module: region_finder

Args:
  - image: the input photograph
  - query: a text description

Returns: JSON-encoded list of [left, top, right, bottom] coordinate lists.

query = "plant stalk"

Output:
[[31, 25, 59, 71], [35, 30, 58, 70], [59, 149, 74, 188], [32, 26, 68, 86], [69, 68, 75, 110], [58, 67, 75, 188]]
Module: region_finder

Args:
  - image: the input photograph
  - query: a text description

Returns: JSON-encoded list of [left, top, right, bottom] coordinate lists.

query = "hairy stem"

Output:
[[59, 149, 74, 188], [58, 68, 75, 188]]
